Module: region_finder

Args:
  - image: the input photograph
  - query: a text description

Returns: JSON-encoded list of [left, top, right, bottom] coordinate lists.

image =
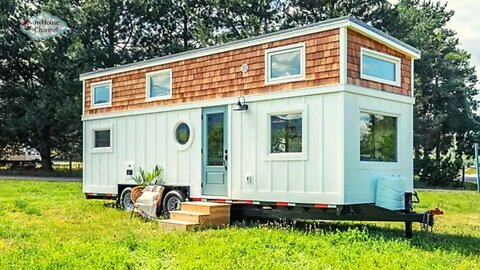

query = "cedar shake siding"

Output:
[[347, 29, 412, 96], [85, 29, 340, 115]]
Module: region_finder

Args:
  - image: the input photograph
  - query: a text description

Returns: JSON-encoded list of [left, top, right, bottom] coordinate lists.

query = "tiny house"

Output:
[[80, 16, 436, 235]]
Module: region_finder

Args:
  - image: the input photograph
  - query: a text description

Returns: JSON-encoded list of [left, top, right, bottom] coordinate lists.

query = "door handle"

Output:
[[224, 150, 228, 170]]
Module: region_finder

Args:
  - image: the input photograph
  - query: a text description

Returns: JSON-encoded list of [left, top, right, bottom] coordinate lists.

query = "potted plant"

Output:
[[131, 165, 165, 186], [130, 165, 165, 209]]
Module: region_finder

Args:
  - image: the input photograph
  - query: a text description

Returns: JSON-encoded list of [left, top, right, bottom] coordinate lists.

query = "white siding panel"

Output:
[[305, 94, 323, 194], [343, 92, 413, 204], [83, 89, 412, 205], [322, 93, 343, 197]]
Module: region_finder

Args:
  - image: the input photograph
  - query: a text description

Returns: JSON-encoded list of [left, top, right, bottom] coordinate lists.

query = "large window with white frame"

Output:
[[267, 107, 307, 161], [360, 112, 397, 162], [360, 48, 401, 87], [146, 69, 172, 101], [265, 43, 305, 84], [91, 81, 112, 108]]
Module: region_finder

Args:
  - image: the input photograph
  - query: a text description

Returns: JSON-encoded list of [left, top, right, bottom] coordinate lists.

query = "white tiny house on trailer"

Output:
[[80, 16, 422, 223]]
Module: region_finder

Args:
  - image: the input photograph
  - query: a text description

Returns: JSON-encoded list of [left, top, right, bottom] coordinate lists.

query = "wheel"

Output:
[[162, 190, 187, 216], [119, 187, 134, 211]]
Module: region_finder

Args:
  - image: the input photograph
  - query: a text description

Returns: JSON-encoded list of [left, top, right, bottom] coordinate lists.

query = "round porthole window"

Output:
[[175, 122, 191, 145]]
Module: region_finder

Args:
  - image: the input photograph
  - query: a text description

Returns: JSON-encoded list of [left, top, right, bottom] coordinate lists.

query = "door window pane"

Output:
[[94, 130, 110, 148], [207, 113, 224, 165], [271, 113, 302, 153], [360, 113, 397, 162]]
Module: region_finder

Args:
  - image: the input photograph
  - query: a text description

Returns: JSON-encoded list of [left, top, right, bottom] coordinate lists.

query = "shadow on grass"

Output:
[[232, 218, 480, 257]]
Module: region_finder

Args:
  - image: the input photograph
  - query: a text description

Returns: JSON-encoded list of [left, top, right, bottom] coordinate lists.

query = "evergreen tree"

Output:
[[386, 0, 479, 185]]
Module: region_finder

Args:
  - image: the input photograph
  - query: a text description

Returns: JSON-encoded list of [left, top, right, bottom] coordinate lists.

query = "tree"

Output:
[[0, 0, 83, 171], [386, 0, 479, 185], [282, 0, 394, 29]]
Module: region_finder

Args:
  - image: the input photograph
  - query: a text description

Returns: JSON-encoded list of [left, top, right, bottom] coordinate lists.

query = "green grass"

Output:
[[0, 180, 479, 269], [465, 167, 476, 175]]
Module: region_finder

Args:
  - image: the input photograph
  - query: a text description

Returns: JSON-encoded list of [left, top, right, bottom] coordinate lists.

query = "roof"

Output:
[[79, 15, 421, 81]]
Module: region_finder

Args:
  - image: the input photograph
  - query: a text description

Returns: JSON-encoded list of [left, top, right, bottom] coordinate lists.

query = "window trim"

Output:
[[265, 43, 306, 85], [173, 120, 194, 151], [359, 110, 399, 164], [90, 80, 112, 108], [145, 69, 173, 102], [266, 105, 308, 161], [360, 48, 401, 87], [91, 125, 113, 153]]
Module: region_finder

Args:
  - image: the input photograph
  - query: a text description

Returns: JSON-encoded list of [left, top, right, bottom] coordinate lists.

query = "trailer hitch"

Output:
[[421, 208, 443, 232]]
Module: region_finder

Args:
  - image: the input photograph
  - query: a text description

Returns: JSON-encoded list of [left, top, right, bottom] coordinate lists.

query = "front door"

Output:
[[202, 106, 228, 196]]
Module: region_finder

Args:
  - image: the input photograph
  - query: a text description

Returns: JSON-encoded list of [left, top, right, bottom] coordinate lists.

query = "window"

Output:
[[175, 122, 190, 145], [360, 112, 397, 162], [91, 81, 112, 108], [146, 69, 172, 101], [265, 43, 305, 84], [360, 48, 401, 87], [94, 130, 111, 148], [270, 113, 302, 153]]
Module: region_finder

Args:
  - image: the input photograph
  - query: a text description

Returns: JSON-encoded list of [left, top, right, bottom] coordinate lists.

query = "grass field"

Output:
[[0, 180, 479, 269]]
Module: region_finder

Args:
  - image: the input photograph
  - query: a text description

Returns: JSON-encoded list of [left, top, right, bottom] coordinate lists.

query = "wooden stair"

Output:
[[158, 201, 231, 231]]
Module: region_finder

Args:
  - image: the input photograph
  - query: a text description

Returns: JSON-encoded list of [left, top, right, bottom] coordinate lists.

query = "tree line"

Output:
[[0, 0, 478, 185]]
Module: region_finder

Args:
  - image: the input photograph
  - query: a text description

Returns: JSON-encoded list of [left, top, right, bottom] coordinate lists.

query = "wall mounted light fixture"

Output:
[[233, 96, 249, 111]]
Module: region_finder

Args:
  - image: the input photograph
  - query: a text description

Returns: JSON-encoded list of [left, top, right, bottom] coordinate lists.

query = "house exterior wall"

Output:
[[347, 29, 412, 96], [84, 29, 340, 116], [83, 89, 346, 204], [342, 91, 414, 204], [83, 83, 414, 205], [83, 108, 202, 195], [230, 91, 345, 204]]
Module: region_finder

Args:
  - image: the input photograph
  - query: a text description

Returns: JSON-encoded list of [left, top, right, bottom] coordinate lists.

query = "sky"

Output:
[[388, 0, 480, 84]]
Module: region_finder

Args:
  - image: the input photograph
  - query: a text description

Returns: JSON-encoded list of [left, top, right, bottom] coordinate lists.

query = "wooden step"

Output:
[[181, 201, 231, 214], [170, 210, 230, 226], [158, 219, 199, 231], [170, 210, 209, 223]]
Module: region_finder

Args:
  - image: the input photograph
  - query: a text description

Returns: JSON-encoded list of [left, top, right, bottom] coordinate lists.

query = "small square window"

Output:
[[91, 81, 112, 107], [270, 113, 303, 153], [94, 130, 111, 148], [360, 48, 401, 86], [146, 69, 172, 101], [360, 112, 397, 162], [265, 44, 305, 84]]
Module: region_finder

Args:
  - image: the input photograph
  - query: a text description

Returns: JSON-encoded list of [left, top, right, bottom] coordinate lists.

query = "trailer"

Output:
[[80, 16, 441, 237]]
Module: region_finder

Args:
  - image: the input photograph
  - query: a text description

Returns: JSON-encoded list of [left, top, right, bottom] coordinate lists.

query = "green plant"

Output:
[[131, 165, 164, 186]]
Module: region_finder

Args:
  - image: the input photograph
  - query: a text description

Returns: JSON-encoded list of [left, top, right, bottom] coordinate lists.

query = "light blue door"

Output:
[[202, 106, 228, 196]]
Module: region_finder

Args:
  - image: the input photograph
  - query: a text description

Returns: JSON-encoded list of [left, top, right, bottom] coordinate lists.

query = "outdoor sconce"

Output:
[[233, 96, 249, 111]]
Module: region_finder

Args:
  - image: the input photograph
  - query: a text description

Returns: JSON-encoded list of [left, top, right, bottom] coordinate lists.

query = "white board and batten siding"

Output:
[[83, 109, 202, 196], [83, 86, 413, 206], [343, 91, 413, 204], [230, 92, 345, 204]]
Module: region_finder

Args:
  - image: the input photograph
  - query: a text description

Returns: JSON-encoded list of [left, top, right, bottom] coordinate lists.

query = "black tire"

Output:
[[119, 187, 134, 211], [162, 190, 187, 216]]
